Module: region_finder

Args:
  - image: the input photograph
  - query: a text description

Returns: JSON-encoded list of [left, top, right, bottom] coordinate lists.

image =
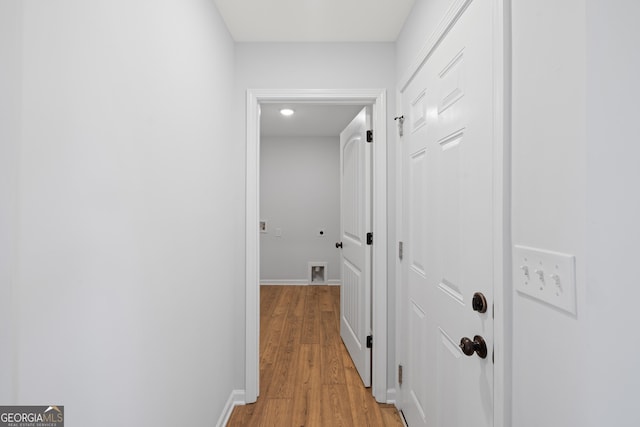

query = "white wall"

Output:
[[512, 1, 588, 426], [13, 0, 241, 424], [585, 1, 640, 425], [260, 136, 340, 283], [235, 42, 398, 388], [512, 2, 640, 425], [0, 0, 22, 404]]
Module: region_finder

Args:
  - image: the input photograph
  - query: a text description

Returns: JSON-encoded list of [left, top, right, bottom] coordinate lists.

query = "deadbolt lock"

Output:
[[472, 292, 488, 313]]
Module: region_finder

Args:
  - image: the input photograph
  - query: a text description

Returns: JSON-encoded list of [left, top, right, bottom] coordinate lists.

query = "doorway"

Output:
[[245, 89, 388, 404]]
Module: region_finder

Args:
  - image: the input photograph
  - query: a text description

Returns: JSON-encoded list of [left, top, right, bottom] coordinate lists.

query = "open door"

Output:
[[337, 107, 372, 387], [399, 1, 496, 425]]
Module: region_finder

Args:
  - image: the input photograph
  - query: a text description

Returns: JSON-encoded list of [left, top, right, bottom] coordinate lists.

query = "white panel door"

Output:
[[399, 1, 495, 426], [339, 107, 372, 387]]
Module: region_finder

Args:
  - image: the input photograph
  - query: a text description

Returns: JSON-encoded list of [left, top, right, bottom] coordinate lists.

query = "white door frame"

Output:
[[394, 0, 510, 425], [245, 88, 388, 404]]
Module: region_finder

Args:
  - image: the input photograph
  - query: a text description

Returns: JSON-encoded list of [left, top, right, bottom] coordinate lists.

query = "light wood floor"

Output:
[[227, 285, 404, 427]]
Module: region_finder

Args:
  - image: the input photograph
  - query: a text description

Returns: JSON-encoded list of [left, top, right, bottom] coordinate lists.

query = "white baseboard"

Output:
[[260, 280, 308, 285], [216, 389, 245, 427], [386, 388, 397, 405], [260, 280, 341, 286]]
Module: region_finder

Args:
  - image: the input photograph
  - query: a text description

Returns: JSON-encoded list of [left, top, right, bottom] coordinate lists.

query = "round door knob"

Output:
[[459, 335, 488, 359], [472, 292, 488, 313], [335, 242, 343, 249]]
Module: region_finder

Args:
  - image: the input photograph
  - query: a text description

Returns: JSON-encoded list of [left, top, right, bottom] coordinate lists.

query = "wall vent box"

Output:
[[308, 262, 328, 284], [513, 245, 577, 315]]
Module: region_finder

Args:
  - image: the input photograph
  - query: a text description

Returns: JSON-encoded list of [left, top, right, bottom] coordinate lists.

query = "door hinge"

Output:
[[366, 232, 373, 245], [366, 335, 373, 349], [366, 129, 373, 143], [398, 241, 403, 260], [398, 364, 403, 386]]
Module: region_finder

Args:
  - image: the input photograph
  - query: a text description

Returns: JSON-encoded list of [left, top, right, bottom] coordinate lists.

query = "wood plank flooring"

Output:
[[227, 285, 404, 427]]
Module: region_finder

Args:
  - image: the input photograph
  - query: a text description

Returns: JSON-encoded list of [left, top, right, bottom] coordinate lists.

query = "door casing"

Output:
[[394, 0, 510, 425], [245, 89, 388, 404]]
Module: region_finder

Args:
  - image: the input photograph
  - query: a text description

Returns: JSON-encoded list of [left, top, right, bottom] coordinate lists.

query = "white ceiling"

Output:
[[260, 104, 365, 137], [213, 0, 416, 42], [220, 1, 415, 137]]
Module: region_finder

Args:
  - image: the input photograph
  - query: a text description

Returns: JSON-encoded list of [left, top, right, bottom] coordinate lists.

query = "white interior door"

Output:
[[399, 1, 495, 426], [338, 107, 372, 387]]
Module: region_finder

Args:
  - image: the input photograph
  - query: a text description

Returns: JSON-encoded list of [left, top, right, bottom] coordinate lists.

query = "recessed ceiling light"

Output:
[[280, 108, 295, 116]]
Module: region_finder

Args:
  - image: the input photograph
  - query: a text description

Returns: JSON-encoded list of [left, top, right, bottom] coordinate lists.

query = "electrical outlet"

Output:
[[513, 245, 577, 315]]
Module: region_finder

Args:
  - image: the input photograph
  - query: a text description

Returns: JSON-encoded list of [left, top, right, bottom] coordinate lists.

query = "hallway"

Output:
[[228, 285, 403, 426]]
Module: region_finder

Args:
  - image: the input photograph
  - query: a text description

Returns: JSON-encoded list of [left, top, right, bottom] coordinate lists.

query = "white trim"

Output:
[[386, 388, 397, 405], [371, 91, 388, 401], [395, 0, 510, 425], [492, 1, 511, 426], [259, 280, 342, 286], [393, 86, 404, 411], [215, 389, 245, 427], [260, 280, 310, 286], [245, 88, 388, 403], [245, 90, 260, 404]]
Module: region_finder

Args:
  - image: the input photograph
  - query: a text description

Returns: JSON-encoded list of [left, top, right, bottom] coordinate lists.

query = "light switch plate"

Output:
[[513, 245, 577, 315]]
